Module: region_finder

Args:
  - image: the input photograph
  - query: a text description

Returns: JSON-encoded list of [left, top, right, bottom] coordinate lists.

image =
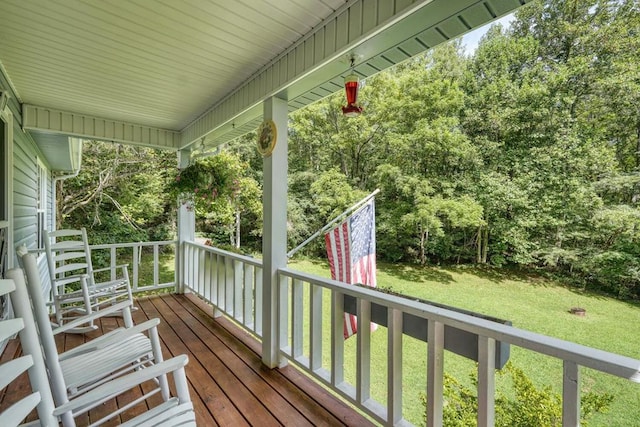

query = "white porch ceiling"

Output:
[[0, 0, 528, 166]]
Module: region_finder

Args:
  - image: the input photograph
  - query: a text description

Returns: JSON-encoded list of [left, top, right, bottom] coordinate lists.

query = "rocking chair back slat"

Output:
[[41, 227, 134, 333]]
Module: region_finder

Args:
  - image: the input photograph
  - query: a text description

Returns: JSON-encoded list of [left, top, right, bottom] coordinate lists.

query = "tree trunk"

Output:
[[235, 211, 241, 249], [476, 225, 482, 264], [481, 226, 489, 264]]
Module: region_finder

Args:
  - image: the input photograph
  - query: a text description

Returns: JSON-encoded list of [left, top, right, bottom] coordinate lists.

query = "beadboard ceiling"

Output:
[[0, 0, 527, 168]]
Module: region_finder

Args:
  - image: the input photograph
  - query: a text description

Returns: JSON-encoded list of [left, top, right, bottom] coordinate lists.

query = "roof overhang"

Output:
[[0, 0, 530, 161], [29, 131, 82, 174]]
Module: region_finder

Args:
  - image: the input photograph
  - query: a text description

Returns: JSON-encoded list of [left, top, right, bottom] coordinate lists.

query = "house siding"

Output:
[[1, 76, 53, 339]]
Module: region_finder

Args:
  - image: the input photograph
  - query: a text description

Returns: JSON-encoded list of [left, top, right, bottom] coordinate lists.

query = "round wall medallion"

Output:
[[257, 120, 277, 156]]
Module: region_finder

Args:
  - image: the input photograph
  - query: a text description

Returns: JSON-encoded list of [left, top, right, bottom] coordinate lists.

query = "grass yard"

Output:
[[288, 258, 640, 427]]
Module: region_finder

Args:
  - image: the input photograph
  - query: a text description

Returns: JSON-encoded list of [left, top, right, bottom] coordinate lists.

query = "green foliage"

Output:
[[59, 141, 175, 243], [62, 0, 640, 299], [423, 362, 613, 427], [173, 152, 263, 249]]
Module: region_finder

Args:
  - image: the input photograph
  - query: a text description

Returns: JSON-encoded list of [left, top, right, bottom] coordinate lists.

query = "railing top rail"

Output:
[[183, 241, 262, 267], [279, 267, 640, 383], [90, 240, 176, 250]]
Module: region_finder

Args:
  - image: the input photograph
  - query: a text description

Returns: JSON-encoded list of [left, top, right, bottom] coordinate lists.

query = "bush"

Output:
[[423, 362, 613, 427]]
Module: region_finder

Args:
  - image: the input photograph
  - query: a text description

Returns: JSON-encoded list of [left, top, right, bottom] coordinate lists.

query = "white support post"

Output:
[[427, 320, 444, 427], [563, 361, 580, 427], [477, 336, 496, 427], [261, 96, 288, 368], [176, 148, 194, 294]]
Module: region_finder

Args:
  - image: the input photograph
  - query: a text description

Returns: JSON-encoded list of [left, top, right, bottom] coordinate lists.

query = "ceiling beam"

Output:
[[23, 104, 180, 150]]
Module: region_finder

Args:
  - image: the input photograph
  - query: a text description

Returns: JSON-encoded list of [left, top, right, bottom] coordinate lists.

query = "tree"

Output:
[[59, 141, 175, 243]]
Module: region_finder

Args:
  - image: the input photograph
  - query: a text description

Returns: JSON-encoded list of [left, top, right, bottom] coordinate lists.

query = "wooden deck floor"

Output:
[[1, 293, 374, 426]]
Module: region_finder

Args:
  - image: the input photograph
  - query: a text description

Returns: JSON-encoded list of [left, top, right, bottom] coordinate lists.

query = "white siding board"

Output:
[[418, 27, 449, 47], [362, 0, 378, 33], [398, 38, 428, 56], [23, 105, 179, 149], [461, 3, 496, 28], [349, 2, 363, 44], [324, 19, 336, 57], [366, 56, 393, 71], [314, 29, 325, 64], [395, 0, 416, 14], [335, 12, 349, 51], [304, 38, 314, 70], [378, 1, 394, 22], [439, 17, 472, 37], [380, 48, 410, 65]]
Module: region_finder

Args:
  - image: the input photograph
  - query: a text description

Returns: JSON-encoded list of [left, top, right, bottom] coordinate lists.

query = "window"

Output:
[[36, 158, 47, 251]]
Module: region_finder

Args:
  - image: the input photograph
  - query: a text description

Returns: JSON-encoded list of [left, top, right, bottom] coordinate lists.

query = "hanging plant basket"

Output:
[[170, 157, 237, 210]]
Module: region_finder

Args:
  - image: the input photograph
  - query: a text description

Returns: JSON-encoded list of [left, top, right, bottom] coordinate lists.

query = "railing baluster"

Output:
[[216, 254, 224, 317], [331, 290, 345, 387], [210, 253, 217, 305], [225, 257, 233, 314], [255, 266, 263, 336], [292, 278, 303, 359], [477, 336, 496, 427], [563, 360, 580, 427], [110, 247, 117, 281], [427, 320, 444, 427], [243, 264, 253, 329], [388, 308, 403, 425], [132, 245, 139, 292], [234, 260, 243, 322], [357, 298, 371, 405], [278, 274, 289, 364], [153, 244, 159, 286], [310, 283, 322, 372], [199, 249, 206, 299], [198, 247, 205, 294]]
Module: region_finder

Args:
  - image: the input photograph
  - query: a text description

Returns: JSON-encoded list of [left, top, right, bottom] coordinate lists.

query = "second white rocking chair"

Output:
[[43, 228, 134, 333], [9, 251, 175, 426], [1, 274, 196, 427]]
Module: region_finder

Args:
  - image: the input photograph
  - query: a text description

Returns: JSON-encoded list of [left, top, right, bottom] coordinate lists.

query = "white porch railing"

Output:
[[90, 240, 176, 293], [181, 241, 640, 427], [182, 241, 263, 336]]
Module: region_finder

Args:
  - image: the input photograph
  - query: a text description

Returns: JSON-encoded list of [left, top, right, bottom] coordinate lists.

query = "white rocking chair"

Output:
[[0, 275, 195, 427], [8, 252, 176, 426], [43, 228, 134, 333]]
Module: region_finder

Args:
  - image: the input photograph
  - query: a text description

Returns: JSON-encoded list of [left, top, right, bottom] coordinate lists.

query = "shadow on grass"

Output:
[[453, 264, 550, 285], [381, 262, 455, 285]]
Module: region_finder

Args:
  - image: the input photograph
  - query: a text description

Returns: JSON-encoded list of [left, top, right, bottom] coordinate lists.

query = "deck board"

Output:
[[0, 293, 374, 426]]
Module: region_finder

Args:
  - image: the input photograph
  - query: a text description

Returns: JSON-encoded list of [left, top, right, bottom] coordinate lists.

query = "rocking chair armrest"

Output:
[[53, 355, 189, 417], [51, 300, 133, 336], [92, 264, 129, 274], [53, 272, 90, 285], [59, 318, 161, 360]]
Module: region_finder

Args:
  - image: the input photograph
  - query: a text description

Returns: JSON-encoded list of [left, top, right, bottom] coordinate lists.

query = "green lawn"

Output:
[[288, 258, 640, 427]]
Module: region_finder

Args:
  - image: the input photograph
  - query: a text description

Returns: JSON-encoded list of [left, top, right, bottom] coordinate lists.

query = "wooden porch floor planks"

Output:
[[0, 293, 374, 426]]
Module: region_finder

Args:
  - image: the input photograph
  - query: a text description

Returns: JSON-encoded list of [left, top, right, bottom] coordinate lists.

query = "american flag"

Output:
[[325, 200, 376, 339]]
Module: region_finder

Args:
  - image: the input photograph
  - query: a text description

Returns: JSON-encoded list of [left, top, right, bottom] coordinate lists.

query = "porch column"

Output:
[[176, 148, 194, 294], [262, 96, 288, 368]]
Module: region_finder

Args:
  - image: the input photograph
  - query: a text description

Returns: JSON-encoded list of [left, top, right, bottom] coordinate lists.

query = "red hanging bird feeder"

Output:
[[342, 57, 362, 117]]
